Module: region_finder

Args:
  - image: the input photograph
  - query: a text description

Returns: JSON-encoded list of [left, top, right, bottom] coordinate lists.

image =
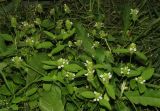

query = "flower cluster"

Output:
[[121, 66, 131, 75], [22, 21, 34, 28], [11, 56, 23, 62], [34, 18, 41, 25], [94, 22, 104, 29], [84, 60, 95, 82], [11, 56, 23, 68], [64, 4, 70, 14], [130, 9, 139, 15], [93, 91, 103, 102], [99, 72, 112, 83], [68, 41, 73, 47], [36, 4, 43, 13], [57, 58, 69, 69], [65, 19, 73, 30], [74, 40, 83, 47], [66, 72, 76, 80], [26, 38, 35, 46], [99, 30, 108, 38], [129, 43, 137, 53], [130, 8, 139, 21], [135, 77, 146, 84], [92, 41, 100, 49]]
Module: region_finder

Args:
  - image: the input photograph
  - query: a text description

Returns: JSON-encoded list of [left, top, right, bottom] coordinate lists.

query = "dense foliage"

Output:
[[0, 0, 160, 111]]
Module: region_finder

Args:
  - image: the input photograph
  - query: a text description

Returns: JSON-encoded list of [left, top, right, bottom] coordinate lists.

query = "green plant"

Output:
[[0, 1, 160, 111]]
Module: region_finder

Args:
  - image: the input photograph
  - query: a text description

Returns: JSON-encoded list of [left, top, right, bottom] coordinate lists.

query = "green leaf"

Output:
[[42, 60, 57, 66], [0, 62, 8, 70], [138, 83, 146, 94], [80, 91, 95, 99], [95, 48, 106, 63], [44, 31, 56, 39], [11, 17, 17, 28], [125, 90, 160, 107], [99, 99, 111, 110], [36, 41, 53, 49], [43, 84, 52, 91], [130, 79, 137, 90], [49, 44, 65, 56], [135, 51, 147, 61], [12, 97, 23, 103], [75, 23, 95, 57], [39, 85, 64, 111], [105, 84, 115, 99], [75, 70, 87, 77], [43, 65, 57, 70], [64, 64, 83, 72], [0, 34, 13, 41], [10, 104, 18, 110], [113, 49, 129, 54], [94, 64, 112, 71], [141, 67, 154, 80], [26, 88, 37, 96], [115, 101, 131, 111], [127, 67, 144, 77]]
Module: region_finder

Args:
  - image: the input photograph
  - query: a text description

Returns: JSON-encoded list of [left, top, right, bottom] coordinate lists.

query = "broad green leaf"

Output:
[[0, 62, 8, 70], [26, 88, 37, 96], [135, 51, 147, 61], [115, 101, 131, 111], [0, 34, 13, 41], [64, 64, 83, 72], [0, 84, 11, 96], [95, 48, 106, 63], [125, 90, 160, 107], [127, 67, 144, 77], [41, 19, 54, 29], [44, 31, 56, 39], [138, 83, 146, 94], [65, 102, 77, 111], [49, 44, 65, 56], [36, 41, 53, 49], [42, 60, 57, 66], [12, 97, 23, 103], [10, 104, 18, 110], [130, 79, 137, 90], [43, 65, 57, 70], [75, 70, 87, 77], [141, 67, 154, 80], [75, 23, 95, 57], [80, 91, 95, 99], [39, 85, 64, 111], [113, 49, 129, 54], [94, 64, 112, 71], [43, 84, 52, 91], [99, 99, 111, 110], [105, 84, 115, 99]]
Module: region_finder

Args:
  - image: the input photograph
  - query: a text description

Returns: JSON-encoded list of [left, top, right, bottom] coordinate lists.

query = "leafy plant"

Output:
[[0, 1, 159, 111]]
